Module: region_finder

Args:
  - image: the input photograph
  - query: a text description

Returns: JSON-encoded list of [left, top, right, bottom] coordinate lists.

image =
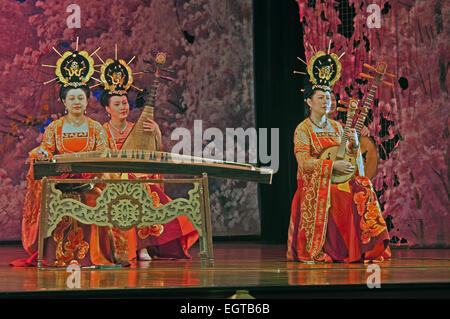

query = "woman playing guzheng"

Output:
[[11, 47, 116, 267], [287, 51, 391, 263], [97, 52, 198, 263]]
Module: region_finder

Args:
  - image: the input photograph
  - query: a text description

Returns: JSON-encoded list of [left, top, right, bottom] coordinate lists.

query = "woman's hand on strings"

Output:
[[143, 118, 162, 150], [332, 160, 355, 175], [143, 118, 161, 135], [347, 128, 360, 149], [37, 148, 49, 161]]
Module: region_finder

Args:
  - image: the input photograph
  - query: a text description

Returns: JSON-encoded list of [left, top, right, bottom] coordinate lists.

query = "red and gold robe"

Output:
[[13, 116, 114, 267], [287, 118, 391, 263], [103, 121, 199, 262]]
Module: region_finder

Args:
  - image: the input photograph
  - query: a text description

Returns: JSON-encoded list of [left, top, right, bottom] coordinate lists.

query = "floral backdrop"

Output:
[[0, 0, 257, 240], [297, 0, 449, 247]]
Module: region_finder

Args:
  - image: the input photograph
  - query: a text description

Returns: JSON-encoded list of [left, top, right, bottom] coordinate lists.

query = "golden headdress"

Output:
[[42, 37, 100, 87], [95, 44, 142, 95], [294, 41, 344, 92]]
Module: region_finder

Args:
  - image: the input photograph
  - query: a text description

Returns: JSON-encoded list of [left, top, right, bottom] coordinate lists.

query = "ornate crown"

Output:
[[294, 41, 344, 92], [95, 44, 142, 95], [100, 58, 133, 95], [42, 37, 99, 87], [307, 50, 341, 91], [56, 51, 94, 87]]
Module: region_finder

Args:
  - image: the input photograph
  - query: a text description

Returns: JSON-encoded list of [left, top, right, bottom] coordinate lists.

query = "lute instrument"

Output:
[[357, 62, 395, 180], [319, 98, 359, 184], [121, 52, 174, 151], [320, 61, 395, 183]]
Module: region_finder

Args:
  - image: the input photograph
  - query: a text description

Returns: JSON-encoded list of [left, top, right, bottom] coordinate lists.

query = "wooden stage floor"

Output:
[[0, 242, 449, 299]]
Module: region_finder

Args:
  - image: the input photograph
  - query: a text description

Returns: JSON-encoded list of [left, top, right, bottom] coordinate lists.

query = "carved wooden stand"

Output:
[[37, 173, 214, 269]]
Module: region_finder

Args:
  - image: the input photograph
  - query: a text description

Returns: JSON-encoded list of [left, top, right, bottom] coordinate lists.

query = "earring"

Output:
[[64, 108, 67, 114]]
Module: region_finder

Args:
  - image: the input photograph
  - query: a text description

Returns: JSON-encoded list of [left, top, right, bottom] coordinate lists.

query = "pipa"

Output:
[[319, 98, 358, 184], [121, 52, 174, 151], [354, 62, 395, 180], [319, 62, 395, 183]]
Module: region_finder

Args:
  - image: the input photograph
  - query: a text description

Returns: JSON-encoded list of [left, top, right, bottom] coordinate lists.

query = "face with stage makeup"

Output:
[[104, 94, 130, 122], [60, 86, 89, 116], [306, 89, 331, 117]]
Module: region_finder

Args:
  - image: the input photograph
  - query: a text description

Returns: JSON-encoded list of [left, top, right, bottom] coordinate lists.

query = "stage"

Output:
[[0, 242, 449, 299]]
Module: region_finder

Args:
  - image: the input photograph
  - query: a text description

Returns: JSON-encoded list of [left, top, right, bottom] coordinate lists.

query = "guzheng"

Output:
[[33, 150, 273, 184]]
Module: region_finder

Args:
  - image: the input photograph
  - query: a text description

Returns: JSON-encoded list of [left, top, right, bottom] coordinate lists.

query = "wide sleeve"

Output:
[[93, 122, 110, 151], [292, 121, 334, 258], [29, 120, 58, 159], [293, 123, 333, 175], [22, 119, 60, 255]]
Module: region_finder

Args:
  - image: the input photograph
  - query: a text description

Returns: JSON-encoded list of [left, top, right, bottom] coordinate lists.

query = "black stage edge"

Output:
[[1, 282, 449, 299]]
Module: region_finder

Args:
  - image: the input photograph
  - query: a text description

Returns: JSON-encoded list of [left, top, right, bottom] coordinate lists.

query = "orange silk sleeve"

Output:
[[93, 121, 110, 151], [294, 123, 332, 175], [29, 120, 58, 159], [22, 120, 61, 254], [291, 121, 334, 259]]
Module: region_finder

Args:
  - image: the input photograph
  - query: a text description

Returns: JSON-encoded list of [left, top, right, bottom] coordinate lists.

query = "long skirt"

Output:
[[288, 176, 391, 263]]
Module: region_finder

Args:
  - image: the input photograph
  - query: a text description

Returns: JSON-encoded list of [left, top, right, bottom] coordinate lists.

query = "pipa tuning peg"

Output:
[[337, 106, 348, 112], [159, 75, 175, 82], [363, 61, 396, 79], [161, 68, 175, 73], [339, 98, 359, 109], [363, 63, 377, 72], [360, 73, 374, 80]]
